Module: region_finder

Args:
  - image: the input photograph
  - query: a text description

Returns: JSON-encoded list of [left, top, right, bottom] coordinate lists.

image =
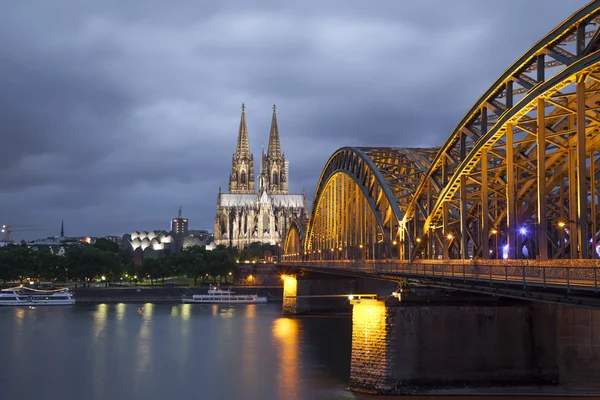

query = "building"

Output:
[[171, 207, 189, 236], [214, 104, 307, 249], [122, 231, 177, 264]]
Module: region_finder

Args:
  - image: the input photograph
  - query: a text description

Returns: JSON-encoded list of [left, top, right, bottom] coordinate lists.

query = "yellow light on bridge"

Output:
[[447, 233, 454, 240], [359, 244, 363, 249], [558, 220, 566, 228], [392, 240, 397, 245], [491, 228, 498, 235], [416, 238, 421, 243]]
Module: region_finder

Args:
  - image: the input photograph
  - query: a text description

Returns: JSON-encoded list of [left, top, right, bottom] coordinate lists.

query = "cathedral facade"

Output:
[[214, 105, 307, 249]]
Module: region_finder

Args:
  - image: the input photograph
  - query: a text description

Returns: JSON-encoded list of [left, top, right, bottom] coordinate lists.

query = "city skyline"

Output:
[[0, 0, 588, 240]]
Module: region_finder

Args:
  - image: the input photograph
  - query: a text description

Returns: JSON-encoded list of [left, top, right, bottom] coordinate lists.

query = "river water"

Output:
[[0, 303, 371, 400]]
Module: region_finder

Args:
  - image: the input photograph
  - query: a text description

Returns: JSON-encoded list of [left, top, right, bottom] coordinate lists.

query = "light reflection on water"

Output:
[[273, 317, 300, 399], [116, 302, 126, 320], [0, 303, 367, 400], [0, 304, 587, 400]]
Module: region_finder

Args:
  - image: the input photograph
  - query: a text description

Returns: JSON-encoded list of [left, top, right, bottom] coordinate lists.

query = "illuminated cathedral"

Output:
[[214, 104, 307, 249]]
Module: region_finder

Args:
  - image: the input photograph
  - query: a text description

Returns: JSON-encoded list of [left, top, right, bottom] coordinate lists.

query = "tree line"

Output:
[[0, 239, 242, 286]]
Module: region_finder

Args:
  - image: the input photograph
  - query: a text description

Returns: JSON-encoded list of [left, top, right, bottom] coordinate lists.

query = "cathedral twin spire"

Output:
[[229, 104, 288, 195], [267, 105, 281, 159], [235, 104, 251, 158]]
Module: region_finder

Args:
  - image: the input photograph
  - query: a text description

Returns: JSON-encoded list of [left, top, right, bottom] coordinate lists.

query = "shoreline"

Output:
[[72, 286, 283, 303]]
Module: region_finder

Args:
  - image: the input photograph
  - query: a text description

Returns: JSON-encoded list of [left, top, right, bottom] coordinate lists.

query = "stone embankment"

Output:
[[73, 286, 283, 303]]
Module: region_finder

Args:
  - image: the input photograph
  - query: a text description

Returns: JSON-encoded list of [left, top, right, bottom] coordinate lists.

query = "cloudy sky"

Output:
[[0, 0, 590, 240]]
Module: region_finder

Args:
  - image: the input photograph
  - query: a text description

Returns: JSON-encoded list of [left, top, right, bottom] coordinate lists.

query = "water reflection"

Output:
[[245, 304, 256, 318], [92, 304, 109, 399], [93, 304, 108, 341], [0, 304, 364, 400], [220, 306, 235, 318], [141, 303, 154, 320], [273, 318, 300, 399], [14, 308, 24, 327], [282, 275, 298, 314], [170, 305, 180, 317], [133, 319, 152, 394], [116, 303, 126, 321], [181, 304, 191, 320], [242, 305, 258, 392], [12, 308, 25, 357]]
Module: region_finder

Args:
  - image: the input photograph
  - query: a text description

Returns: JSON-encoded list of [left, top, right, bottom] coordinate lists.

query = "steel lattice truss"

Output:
[[285, 1, 600, 263]]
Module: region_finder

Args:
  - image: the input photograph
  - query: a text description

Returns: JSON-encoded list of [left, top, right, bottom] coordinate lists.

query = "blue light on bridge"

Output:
[[502, 244, 509, 260]]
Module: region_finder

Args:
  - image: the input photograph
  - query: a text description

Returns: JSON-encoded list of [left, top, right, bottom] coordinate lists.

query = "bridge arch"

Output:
[[283, 217, 306, 261], [283, 1, 600, 263], [405, 2, 600, 261], [301, 147, 434, 260]]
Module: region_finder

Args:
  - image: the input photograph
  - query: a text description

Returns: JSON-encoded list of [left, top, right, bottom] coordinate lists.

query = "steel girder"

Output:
[[283, 217, 306, 261], [284, 1, 600, 263], [302, 147, 433, 261], [405, 1, 600, 261]]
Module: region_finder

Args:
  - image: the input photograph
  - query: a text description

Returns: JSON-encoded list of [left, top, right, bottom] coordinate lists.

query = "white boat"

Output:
[[0, 286, 75, 306], [182, 286, 267, 304]]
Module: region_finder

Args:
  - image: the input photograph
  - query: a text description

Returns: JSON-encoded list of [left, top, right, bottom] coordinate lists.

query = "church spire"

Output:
[[267, 104, 281, 158], [60, 219, 64, 238], [235, 103, 250, 158], [229, 103, 255, 194]]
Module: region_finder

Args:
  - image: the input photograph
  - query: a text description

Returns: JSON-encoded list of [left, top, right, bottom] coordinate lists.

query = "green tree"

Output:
[[66, 246, 119, 284], [94, 238, 119, 253], [0, 247, 24, 285], [178, 246, 208, 285]]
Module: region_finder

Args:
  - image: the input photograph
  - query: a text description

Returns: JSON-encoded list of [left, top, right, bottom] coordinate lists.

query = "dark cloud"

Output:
[[0, 0, 589, 239]]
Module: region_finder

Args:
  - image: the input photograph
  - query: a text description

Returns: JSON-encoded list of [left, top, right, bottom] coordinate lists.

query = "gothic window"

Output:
[[241, 171, 246, 184], [263, 213, 269, 229], [272, 172, 278, 185]]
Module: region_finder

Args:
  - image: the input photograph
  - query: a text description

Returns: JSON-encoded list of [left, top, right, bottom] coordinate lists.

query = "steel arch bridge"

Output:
[[284, 1, 600, 281]]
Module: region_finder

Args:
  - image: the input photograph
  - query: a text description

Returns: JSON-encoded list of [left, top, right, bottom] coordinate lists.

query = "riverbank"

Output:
[[73, 286, 283, 303]]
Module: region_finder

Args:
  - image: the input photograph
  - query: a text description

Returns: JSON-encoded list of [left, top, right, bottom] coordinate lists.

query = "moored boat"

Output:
[[0, 286, 75, 306], [182, 286, 267, 304]]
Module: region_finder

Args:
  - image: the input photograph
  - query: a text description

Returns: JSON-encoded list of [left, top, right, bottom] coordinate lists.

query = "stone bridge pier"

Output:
[[349, 297, 600, 395], [281, 272, 396, 315], [280, 273, 600, 394]]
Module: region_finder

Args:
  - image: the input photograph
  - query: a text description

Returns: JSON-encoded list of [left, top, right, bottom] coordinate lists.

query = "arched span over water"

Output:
[[285, 1, 600, 262]]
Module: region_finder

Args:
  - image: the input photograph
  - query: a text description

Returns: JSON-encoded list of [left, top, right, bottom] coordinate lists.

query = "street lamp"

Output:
[[491, 228, 498, 259]]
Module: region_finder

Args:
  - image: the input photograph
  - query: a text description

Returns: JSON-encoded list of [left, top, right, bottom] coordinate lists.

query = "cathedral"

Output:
[[214, 104, 307, 249]]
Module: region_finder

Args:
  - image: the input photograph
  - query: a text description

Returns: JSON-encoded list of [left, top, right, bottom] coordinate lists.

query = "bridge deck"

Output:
[[281, 261, 600, 308]]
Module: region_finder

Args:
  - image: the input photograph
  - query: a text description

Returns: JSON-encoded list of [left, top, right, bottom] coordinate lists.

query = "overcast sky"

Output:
[[0, 0, 590, 240]]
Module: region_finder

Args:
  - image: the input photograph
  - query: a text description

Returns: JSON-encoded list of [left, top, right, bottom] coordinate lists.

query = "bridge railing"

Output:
[[281, 260, 600, 293]]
